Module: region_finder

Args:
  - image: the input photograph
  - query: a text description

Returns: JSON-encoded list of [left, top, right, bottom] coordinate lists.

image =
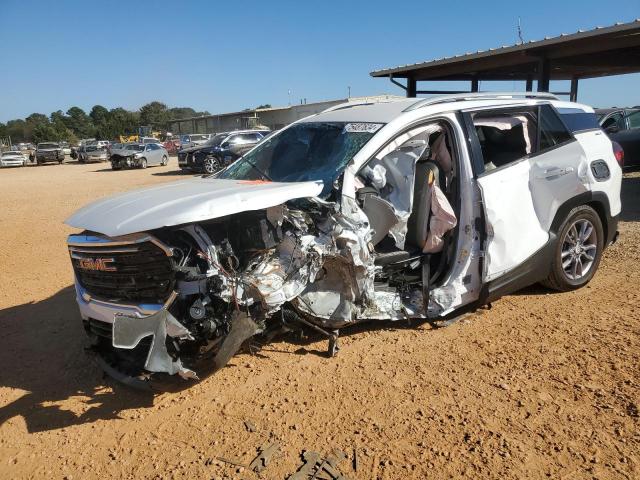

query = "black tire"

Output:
[[112, 164, 121, 171], [140, 158, 147, 169], [542, 205, 604, 292], [161, 155, 168, 166]]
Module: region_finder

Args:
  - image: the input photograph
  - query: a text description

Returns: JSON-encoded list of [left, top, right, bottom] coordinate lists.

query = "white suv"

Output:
[[65, 93, 621, 387]]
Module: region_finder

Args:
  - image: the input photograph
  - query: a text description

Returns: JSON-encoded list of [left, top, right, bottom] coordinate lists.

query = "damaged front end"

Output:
[[67, 197, 377, 387]]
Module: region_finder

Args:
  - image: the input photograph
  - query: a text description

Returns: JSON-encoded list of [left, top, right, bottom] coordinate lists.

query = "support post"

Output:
[[537, 59, 550, 92], [570, 78, 579, 102], [407, 78, 417, 98], [471, 77, 479, 92], [526, 76, 533, 92]]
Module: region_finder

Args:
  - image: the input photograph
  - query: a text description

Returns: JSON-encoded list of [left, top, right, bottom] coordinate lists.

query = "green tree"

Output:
[[139, 101, 170, 129], [90, 105, 109, 125], [256, 104, 272, 109], [6, 119, 27, 142], [66, 106, 95, 138], [32, 123, 58, 144]]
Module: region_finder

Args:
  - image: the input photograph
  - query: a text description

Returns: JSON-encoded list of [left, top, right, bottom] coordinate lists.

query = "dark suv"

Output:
[[596, 108, 640, 167], [178, 130, 270, 174], [35, 142, 65, 165]]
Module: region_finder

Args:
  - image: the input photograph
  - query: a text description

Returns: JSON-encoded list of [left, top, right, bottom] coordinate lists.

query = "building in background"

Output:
[[168, 95, 401, 134]]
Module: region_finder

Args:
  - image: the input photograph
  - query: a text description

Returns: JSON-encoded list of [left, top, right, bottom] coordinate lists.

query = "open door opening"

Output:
[[355, 120, 460, 310]]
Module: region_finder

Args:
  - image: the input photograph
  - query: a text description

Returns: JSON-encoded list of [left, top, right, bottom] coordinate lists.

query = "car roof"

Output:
[[303, 93, 589, 125]]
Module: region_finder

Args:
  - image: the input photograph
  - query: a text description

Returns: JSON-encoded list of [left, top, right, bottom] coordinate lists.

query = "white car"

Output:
[[65, 92, 621, 388], [0, 150, 27, 167]]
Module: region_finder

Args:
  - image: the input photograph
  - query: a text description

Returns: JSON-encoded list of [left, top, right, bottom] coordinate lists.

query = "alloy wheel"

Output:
[[203, 156, 220, 174], [561, 219, 597, 281]]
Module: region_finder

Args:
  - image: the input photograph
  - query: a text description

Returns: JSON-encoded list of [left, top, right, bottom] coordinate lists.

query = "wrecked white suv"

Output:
[[66, 93, 621, 388]]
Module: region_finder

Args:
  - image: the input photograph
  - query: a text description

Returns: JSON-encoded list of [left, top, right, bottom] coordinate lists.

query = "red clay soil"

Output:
[[0, 161, 638, 479]]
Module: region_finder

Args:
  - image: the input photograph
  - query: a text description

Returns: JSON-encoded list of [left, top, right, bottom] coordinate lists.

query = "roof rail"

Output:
[[403, 92, 559, 112]]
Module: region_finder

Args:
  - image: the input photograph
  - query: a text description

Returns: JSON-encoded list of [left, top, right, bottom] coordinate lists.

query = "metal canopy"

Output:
[[370, 20, 640, 100]]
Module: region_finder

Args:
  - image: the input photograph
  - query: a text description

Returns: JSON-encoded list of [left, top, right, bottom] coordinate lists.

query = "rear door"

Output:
[[468, 106, 548, 281], [528, 104, 590, 231], [467, 104, 590, 281]]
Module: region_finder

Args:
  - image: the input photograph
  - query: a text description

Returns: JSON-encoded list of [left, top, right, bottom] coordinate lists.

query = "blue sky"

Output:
[[0, 0, 638, 122]]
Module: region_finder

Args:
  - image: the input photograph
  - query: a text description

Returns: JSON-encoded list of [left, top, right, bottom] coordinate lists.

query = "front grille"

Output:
[[70, 239, 175, 303]]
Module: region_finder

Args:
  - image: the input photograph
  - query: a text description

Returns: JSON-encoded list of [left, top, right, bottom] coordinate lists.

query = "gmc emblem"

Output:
[[77, 257, 117, 272]]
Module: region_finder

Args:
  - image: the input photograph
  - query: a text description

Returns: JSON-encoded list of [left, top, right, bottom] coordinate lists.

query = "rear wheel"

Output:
[[542, 205, 603, 291]]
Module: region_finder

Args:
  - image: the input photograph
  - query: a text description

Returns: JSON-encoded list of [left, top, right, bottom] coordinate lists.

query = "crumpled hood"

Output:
[[65, 177, 324, 237]]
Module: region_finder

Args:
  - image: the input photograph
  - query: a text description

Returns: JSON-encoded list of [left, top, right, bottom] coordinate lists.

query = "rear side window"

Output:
[[470, 104, 574, 175], [471, 106, 538, 171], [628, 110, 640, 129], [558, 108, 601, 133], [539, 104, 572, 150]]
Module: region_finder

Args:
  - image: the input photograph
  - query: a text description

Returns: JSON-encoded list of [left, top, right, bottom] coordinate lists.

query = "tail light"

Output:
[[612, 141, 624, 168]]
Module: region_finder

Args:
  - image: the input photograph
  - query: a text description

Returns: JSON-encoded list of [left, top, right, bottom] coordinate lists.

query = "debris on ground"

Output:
[[289, 449, 352, 480], [249, 440, 281, 473]]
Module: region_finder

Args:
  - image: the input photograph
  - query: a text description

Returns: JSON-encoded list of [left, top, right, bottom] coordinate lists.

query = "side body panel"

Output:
[[476, 160, 549, 281]]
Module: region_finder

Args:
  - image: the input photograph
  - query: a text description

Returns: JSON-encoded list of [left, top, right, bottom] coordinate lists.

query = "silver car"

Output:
[[110, 143, 169, 170], [83, 145, 109, 163]]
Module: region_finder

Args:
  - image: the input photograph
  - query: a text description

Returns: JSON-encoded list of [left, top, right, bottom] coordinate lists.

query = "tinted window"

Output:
[[628, 110, 640, 129], [558, 109, 600, 133], [539, 104, 572, 151], [601, 112, 625, 131]]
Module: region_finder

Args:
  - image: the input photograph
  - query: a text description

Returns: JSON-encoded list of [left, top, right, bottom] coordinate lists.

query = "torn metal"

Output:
[[66, 117, 476, 385]]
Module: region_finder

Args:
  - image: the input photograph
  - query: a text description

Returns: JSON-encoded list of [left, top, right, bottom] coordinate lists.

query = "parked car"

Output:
[[59, 141, 72, 156], [0, 150, 27, 167], [35, 142, 65, 164], [65, 93, 621, 388], [110, 143, 169, 170], [163, 137, 181, 154], [82, 144, 109, 163], [179, 133, 211, 150], [596, 108, 640, 167], [178, 130, 270, 174]]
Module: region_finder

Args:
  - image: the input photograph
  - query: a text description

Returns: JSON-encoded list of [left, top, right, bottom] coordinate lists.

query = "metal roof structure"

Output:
[[370, 20, 640, 100]]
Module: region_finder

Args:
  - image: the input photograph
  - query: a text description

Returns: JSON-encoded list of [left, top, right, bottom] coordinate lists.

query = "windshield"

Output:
[[125, 144, 145, 152], [218, 122, 381, 196], [205, 133, 227, 146], [38, 143, 58, 149], [2, 152, 20, 157]]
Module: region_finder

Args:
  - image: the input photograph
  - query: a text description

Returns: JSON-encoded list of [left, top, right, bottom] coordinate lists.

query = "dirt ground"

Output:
[[0, 159, 638, 479]]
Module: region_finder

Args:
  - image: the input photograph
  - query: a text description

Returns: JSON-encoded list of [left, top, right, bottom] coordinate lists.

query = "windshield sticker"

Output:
[[343, 123, 383, 134]]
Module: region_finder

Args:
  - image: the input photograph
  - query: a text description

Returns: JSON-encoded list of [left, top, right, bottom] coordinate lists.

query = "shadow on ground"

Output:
[[152, 169, 194, 177], [0, 286, 444, 433], [0, 286, 154, 433]]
